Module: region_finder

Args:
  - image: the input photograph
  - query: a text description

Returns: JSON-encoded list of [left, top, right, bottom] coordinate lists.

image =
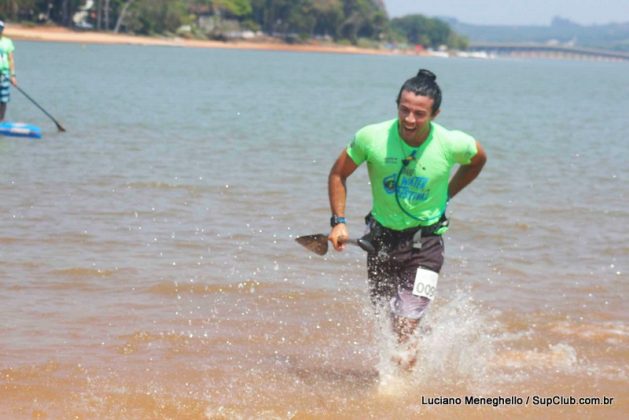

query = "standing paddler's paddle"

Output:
[[295, 234, 375, 256], [9, 79, 66, 132]]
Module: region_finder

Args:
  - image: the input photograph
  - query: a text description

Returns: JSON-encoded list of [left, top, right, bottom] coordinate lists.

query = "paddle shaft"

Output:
[[342, 238, 364, 248], [8, 77, 66, 132], [341, 238, 375, 253]]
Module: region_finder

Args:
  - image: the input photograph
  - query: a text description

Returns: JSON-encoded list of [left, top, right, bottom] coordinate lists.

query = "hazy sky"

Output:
[[384, 0, 629, 26]]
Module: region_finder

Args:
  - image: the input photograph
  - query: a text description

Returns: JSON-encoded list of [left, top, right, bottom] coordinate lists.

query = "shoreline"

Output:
[[5, 24, 404, 56]]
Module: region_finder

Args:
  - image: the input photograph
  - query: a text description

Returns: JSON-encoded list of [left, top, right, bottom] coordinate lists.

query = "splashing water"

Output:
[[371, 289, 501, 397]]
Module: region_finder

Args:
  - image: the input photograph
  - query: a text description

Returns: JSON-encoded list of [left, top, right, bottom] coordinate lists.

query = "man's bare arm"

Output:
[[328, 150, 358, 250], [448, 141, 487, 199]]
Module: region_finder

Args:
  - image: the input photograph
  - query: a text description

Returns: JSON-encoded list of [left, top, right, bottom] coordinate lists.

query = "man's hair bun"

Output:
[[417, 69, 437, 81]]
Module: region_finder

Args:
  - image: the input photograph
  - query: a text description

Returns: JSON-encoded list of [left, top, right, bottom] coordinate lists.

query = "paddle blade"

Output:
[[295, 234, 328, 256]]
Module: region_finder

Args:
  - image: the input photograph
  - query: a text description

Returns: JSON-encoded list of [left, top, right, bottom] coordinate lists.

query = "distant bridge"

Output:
[[467, 42, 629, 62]]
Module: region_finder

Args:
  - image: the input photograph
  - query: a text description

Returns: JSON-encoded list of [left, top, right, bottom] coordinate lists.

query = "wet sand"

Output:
[[6, 24, 400, 56]]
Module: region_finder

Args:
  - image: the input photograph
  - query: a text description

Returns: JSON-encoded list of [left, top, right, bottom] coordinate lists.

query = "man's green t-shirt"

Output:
[[0, 37, 15, 74], [346, 119, 478, 231]]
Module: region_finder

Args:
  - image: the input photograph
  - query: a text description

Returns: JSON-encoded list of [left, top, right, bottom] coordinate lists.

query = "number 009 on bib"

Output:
[[412, 268, 439, 300]]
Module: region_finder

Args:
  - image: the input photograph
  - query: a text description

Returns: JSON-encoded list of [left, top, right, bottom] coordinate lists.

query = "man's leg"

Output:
[[391, 317, 420, 370], [367, 253, 397, 307], [392, 316, 420, 344], [389, 291, 431, 370], [0, 73, 9, 121], [388, 236, 445, 369]]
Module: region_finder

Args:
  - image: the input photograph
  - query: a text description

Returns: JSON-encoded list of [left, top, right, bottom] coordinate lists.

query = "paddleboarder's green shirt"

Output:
[[346, 119, 477, 230], [0, 37, 14, 74]]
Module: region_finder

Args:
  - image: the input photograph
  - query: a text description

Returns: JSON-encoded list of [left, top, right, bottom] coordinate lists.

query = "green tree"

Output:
[[250, 0, 293, 34], [0, 0, 28, 20], [123, 0, 189, 34], [311, 0, 344, 38], [209, 0, 252, 18], [285, 0, 317, 37], [391, 14, 466, 49], [339, 0, 384, 42]]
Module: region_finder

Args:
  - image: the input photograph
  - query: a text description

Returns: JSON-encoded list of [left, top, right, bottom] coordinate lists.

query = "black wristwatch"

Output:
[[330, 215, 346, 227]]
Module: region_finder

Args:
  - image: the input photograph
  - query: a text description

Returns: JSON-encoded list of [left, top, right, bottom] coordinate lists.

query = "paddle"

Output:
[[8, 78, 66, 132], [295, 234, 375, 256]]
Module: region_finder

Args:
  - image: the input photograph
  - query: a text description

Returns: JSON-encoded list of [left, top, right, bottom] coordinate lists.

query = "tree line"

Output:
[[0, 0, 468, 49]]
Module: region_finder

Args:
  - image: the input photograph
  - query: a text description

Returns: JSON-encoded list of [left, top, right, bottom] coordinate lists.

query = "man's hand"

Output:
[[328, 223, 349, 251]]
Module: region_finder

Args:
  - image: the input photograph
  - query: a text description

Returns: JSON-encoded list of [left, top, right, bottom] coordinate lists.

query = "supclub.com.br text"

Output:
[[421, 395, 615, 407]]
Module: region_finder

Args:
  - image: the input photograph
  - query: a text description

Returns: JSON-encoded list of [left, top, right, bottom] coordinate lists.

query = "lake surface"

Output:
[[1, 41, 627, 418]]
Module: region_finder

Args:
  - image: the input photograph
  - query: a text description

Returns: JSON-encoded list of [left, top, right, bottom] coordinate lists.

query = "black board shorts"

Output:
[[365, 218, 445, 319]]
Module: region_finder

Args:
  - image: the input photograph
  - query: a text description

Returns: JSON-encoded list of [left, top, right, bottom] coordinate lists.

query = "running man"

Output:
[[328, 69, 487, 365]]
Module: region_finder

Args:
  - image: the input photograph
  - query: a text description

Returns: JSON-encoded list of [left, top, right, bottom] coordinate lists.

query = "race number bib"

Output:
[[412, 268, 439, 300]]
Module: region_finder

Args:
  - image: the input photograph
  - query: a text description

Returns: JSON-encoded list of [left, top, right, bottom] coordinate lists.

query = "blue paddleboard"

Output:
[[0, 121, 43, 138]]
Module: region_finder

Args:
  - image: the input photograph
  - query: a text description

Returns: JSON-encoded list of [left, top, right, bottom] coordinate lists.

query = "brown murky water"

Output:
[[1, 43, 627, 418]]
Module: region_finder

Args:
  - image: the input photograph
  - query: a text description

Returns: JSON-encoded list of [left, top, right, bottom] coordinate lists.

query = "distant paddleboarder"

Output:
[[0, 20, 17, 121], [328, 69, 487, 368]]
